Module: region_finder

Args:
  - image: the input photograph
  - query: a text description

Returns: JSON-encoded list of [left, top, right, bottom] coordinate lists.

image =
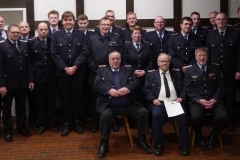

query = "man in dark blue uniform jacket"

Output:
[[206, 12, 240, 131], [51, 11, 88, 136], [184, 46, 228, 150], [144, 16, 174, 68], [0, 24, 34, 142], [28, 22, 59, 135], [169, 17, 201, 73], [93, 51, 152, 158], [143, 53, 189, 156]]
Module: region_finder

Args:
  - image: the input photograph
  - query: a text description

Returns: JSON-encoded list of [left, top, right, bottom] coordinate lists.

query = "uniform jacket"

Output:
[[48, 26, 62, 38], [85, 30, 95, 40], [195, 26, 208, 45], [233, 22, 240, 29], [169, 32, 201, 69], [95, 25, 122, 38], [93, 65, 141, 113], [144, 30, 174, 68], [0, 39, 33, 90], [123, 40, 153, 73], [184, 63, 225, 104], [143, 68, 185, 103], [87, 32, 122, 73], [51, 28, 88, 77], [122, 27, 146, 43], [206, 27, 240, 77], [28, 36, 56, 83]]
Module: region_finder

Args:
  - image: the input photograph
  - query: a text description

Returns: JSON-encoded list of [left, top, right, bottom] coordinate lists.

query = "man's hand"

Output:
[[176, 98, 182, 103], [66, 65, 78, 75], [29, 82, 34, 91], [108, 89, 119, 97], [134, 70, 142, 77], [205, 99, 216, 109], [198, 99, 211, 108], [0, 87, 7, 96], [117, 87, 130, 96], [152, 99, 161, 106], [235, 72, 240, 80], [181, 65, 192, 73]]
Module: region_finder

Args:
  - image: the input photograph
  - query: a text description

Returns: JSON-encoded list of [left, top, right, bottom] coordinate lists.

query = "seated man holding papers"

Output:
[[184, 46, 228, 150], [143, 53, 189, 156]]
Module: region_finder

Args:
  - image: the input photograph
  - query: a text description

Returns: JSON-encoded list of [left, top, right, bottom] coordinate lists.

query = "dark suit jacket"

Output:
[[184, 63, 225, 104], [144, 30, 175, 68], [0, 39, 33, 90], [143, 68, 185, 103], [87, 32, 122, 73], [28, 36, 56, 83], [169, 32, 201, 69], [51, 28, 88, 77], [122, 27, 146, 43], [85, 30, 95, 40], [206, 27, 240, 77], [93, 65, 141, 113]]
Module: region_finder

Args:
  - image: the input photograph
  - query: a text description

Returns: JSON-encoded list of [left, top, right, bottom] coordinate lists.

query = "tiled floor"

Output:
[[0, 117, 240, 160]]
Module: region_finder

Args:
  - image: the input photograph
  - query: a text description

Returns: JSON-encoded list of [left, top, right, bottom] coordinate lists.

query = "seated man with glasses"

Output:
[[143, 53, 189, 156]]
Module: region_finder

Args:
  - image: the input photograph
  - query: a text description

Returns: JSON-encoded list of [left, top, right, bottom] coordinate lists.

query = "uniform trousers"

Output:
[[2, 89, 28, 131], [35, 82, 57, 127], [190, 102, 228, 137], [151, 104, 189, 147], [100, 103, 149, 140], [58, 76, 84, 125], [27, 89, 37, 123]]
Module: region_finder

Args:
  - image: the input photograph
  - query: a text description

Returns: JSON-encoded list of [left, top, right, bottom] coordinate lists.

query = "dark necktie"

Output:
[[0, 32, 2, 36], [41, 40, 46, 45], [102, 35, 106, 42], [136, 43, 140, 50], [159, 32, 163, 40], [13, 41, 19, 52], [67, 32, 71, 36], [113, 71, 121, 90], [52, 29, 56, 33], [220, 32, 224, 39], [162, 72, 170, 98], [184, 35, 188, 40], [192, 28, 196, 34], [201, 66, 206, 75]]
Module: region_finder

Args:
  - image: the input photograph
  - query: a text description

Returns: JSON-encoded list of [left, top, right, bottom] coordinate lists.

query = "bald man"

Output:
[[28, 22, 59, 134], [144, 16, 175, 68], [19, 21, 33, 41]]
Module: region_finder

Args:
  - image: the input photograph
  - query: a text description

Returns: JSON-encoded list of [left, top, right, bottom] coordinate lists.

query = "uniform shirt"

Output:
[[50, 26, 59, 34], [20, 36, 30, 41], [156, 30, 164, 39], [132, 41, 141, 49], [0, 30, 7, 40], [158, 69, 177, 101], [181, 32, 189, 40], [217, 28, 226, 36]]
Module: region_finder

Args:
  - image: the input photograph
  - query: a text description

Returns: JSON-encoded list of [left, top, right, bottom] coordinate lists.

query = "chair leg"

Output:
[[123, 116, 134, 146], [219, 133, 223, 147], [191, 129, 195, 147], [173, 117, 179, 136]]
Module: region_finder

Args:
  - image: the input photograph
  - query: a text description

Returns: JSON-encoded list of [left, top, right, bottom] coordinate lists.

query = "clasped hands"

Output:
[[65, 65, 77, 75], [108, 87, 130, 97], [134, 70, 146, 77], [152, 98, 182, 106], [198, 99, 216, 109]]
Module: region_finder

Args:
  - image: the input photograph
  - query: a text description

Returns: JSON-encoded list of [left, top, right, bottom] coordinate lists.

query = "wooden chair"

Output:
[[122, 116, 134, 146]]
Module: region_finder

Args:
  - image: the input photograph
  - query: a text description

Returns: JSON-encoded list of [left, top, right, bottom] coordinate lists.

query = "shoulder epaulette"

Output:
[[28, 37, 36, 41], [95, 26, 99, 28], [208, 29, 214, 32], [115, 25, 121, 28], [114, 33, 119, 36], [171, 33, 178, 36], [99, 65, 107, 68], [124, 41, 130, 44], [124, 65, 131, 67], [148, 69, 155, 72], [172, 68, 180, 71], [212, 63, 219, 65], [143, 41, 150, 43], [232, 28, 239, 31], [19, 40, 27, 42], [122, 28, 126, 30], [0, 40, 4, 43], [233, 23, 239, 27]]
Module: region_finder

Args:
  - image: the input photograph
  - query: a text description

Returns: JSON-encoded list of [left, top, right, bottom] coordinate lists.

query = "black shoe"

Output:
[[112, 123, 119, 132], [198, 139, 206, 150], [154, 144, 164, 156], [75, 121, 84, 134], [91, 125, 99, 133], [180, 146, 190, 156], [49, 125, 59, 133], [98, 139, 109, 158], [37, 126, 46, 135], [207, 135, 215, 150], [137, 135, 153, 154], [228, 121, 236, 131], [18, 128, 31, 137], [29, 121, 37, 128], [61, 125, 71, 136], [4, 132, 12, 142], [0, 127, 4, 134]]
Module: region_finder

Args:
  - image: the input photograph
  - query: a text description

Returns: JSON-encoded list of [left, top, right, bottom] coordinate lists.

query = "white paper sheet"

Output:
[[163, 100, 184, 117]]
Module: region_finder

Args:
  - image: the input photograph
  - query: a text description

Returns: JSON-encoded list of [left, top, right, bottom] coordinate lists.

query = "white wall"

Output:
[[229, 0, 240, 18]]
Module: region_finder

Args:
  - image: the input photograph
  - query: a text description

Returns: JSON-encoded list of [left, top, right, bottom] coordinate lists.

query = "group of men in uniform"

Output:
[[0, 7, 240, 158]]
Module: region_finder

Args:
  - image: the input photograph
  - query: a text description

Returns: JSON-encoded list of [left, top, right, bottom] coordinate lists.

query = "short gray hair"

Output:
[[157, 53, 171, 61]]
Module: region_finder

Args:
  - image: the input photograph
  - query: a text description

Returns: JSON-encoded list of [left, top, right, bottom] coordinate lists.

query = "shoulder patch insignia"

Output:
[[124, 65, 131, 67], [172, 68, 180, 71], [99, 65, 107, 68], [148, 69, 155, 72], [212, 63, 219, 65]]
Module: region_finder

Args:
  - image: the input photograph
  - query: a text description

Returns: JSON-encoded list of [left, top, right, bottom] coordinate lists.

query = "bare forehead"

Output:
[[216, 13, 227, 18], [106, 12, 114, 16], [100, 19, 110, 24], [19, 22, 29, 26], [155, 16, 164, 21], [38, 23, 48, 28]]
